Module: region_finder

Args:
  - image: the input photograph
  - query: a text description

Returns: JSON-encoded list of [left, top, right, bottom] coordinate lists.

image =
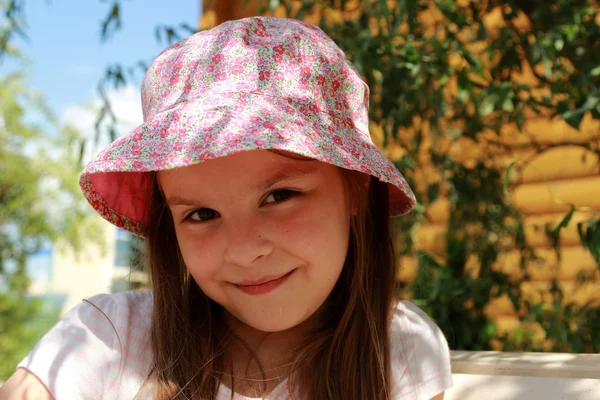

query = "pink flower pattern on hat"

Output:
[[79, 16, 416, 235]]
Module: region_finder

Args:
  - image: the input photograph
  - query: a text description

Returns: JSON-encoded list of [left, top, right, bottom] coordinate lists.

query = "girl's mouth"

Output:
[[235, 269, 296, 295]]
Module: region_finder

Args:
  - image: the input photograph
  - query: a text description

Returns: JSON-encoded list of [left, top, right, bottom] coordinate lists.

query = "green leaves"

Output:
[[0, 75, 101, 267], [0, 288, 61, 380], [553, 205, 576, 236], [478, 94, 497, 117], [544, 204, 576, 254], [155, 24, 190, 45], [0, 0, 29, 60], [0, 73, 102, 380], [578, 220, 600, 268], [561, 95, 599, 129], [100, 1, 122, 42], [503, 159, 518, 197]]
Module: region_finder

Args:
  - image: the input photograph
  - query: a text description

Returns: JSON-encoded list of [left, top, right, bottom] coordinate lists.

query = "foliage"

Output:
[[0, 73, 101, 380], [0, 0, 27, 59], [578, 220, 600, 267], [0, 74, 98, 274], [0, 269, 61, 380]]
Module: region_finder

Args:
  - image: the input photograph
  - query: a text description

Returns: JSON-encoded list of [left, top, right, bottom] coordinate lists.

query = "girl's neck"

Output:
[[220, 311, 314, 396]]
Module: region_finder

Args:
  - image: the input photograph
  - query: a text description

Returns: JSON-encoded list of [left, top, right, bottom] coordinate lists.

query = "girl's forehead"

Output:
[[157, 150, 331, 192]]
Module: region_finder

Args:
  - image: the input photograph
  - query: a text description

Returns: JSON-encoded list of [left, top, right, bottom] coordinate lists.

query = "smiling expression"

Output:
[[158, 150, 352, 332]]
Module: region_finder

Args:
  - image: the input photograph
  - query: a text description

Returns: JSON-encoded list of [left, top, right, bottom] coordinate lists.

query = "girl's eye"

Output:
[[187, 208, 220, 222], [183, 190, 298, 222], [264, 189, 298, 205]]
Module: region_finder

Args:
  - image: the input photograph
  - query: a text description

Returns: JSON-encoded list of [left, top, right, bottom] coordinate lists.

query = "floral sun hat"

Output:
[[79, 16, 416, 236]]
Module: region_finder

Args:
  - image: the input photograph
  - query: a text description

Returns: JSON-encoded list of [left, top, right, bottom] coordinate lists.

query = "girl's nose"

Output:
[[223, 219, 274, 267]]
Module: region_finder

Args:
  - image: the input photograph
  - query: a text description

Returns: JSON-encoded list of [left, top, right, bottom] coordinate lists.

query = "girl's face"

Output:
[[158, 150, 351, 332]]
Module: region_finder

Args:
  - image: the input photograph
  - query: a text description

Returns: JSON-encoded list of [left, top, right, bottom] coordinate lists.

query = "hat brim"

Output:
[[80, 93, 416, 236]]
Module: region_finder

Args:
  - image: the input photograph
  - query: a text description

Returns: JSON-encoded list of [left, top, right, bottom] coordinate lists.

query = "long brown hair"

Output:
[[141, 165, 397, 399]]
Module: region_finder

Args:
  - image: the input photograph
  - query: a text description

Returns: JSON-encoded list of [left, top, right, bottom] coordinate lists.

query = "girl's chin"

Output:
[[226, 308, 317, 335], [239, 315, 307, 333]]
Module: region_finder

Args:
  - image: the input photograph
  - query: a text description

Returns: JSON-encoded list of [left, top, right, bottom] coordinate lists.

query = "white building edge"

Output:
[[28, 216, 147, 316]]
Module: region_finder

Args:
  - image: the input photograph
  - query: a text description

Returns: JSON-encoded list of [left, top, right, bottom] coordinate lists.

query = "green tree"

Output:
[[0, 73, 101, 380]]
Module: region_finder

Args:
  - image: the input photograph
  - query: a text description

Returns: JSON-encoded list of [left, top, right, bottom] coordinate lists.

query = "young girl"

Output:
[[1, 16, 453, 400]]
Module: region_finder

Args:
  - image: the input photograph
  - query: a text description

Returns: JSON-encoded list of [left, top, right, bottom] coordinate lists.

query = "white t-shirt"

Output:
[[18, 290, 453, 399]]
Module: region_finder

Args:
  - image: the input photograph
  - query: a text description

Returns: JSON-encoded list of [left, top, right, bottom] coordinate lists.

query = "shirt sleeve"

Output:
[[17, 293, 120, 400], [390, 301, 453, 400]]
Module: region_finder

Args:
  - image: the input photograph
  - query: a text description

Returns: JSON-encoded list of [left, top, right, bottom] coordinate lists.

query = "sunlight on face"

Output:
[[158, 150, 351, 332]]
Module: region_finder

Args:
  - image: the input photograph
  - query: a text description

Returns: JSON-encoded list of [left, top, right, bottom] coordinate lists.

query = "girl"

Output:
[[1, 16, 453, 400]]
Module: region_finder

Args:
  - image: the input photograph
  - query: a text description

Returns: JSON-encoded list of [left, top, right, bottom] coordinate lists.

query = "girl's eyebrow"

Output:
[[167, 196, 204, 207], [254, 164, 318, 193], [166, 164, 319, 207]]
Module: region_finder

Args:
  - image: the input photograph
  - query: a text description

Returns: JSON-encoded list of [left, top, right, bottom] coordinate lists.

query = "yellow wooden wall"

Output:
[[402, 116, 600, 348], [200, 1, 600, 348]]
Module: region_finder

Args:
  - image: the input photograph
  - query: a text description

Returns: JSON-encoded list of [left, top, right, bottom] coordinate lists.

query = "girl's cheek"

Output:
[[177, 233, 222, 272], [270, 203, 311, 231], [272, 209, 323, 245]]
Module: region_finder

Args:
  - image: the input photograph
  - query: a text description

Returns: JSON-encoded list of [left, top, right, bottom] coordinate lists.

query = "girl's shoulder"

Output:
[[17, 290, 154, 400], [86, 289, 154, 320], [390, 300, 448, 342], [71, 290, 155, 347], [389, 300, 454, 399]]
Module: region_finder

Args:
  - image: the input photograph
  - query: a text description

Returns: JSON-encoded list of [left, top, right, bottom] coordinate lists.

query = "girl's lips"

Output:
[[235, 269, 296, 295]]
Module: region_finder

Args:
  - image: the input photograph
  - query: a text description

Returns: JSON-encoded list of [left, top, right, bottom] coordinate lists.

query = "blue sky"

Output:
[[2, 0, 200, 121]]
